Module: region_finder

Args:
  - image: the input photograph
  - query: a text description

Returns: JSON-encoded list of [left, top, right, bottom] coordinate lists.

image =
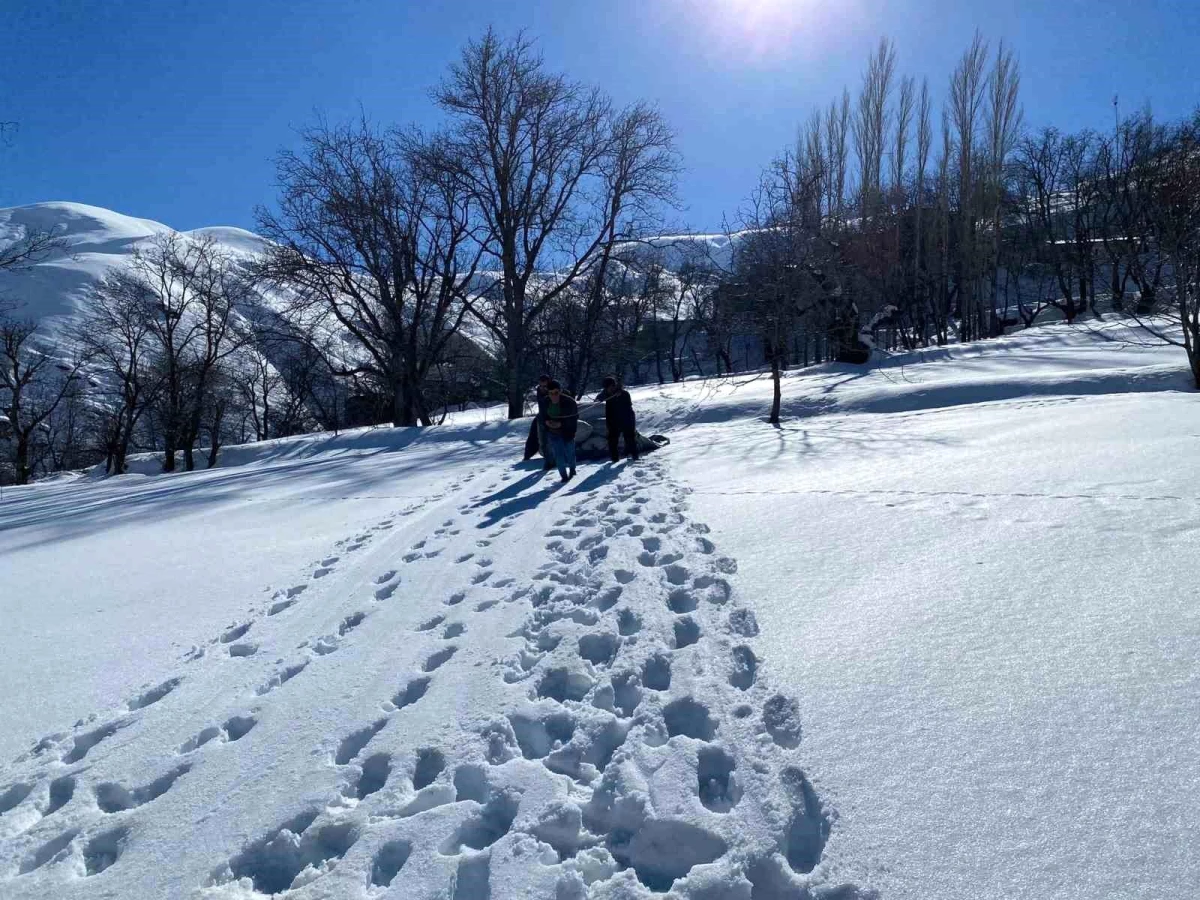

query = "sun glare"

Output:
[[692, 0, 853, 65]]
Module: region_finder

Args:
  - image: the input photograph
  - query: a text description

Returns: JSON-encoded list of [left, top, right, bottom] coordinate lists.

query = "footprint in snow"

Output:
[[126, 676, 182, 711], [179, 715, 256, 753], [257, 660, 308, 696]]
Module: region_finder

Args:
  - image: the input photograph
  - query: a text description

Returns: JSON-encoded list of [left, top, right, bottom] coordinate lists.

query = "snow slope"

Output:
[[0, 202, 273, 334], [1, 319, 1197, 899]]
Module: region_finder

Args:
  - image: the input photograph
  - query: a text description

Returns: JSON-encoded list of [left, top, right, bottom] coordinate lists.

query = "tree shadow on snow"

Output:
[[0, 436, 498, 551]]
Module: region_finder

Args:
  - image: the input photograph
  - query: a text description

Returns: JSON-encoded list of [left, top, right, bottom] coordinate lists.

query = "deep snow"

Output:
[[1, 319, 1198, 899]]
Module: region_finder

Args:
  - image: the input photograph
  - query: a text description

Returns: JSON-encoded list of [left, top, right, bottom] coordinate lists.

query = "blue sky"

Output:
[[2, 0, 1198, 233]]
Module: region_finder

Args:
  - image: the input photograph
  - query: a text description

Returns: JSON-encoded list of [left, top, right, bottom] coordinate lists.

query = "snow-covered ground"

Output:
[[1, 320, 1197, 899]]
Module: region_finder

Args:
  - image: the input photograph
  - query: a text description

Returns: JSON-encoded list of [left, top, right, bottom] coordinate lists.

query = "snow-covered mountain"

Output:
[[0, 318, 1195, 899], [0, 202, 272, 334]]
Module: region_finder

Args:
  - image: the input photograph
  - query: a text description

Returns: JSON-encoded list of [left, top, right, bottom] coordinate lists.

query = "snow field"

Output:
[[0, 447, 855, 899], [3, 316, 1198, 899]]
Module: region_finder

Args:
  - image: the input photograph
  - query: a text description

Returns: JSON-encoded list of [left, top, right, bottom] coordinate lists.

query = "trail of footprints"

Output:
[[0, 465, 844, 897], [0, 488, 464, 887], [200, 464, 838, 897], [443, 464, 836, 897]]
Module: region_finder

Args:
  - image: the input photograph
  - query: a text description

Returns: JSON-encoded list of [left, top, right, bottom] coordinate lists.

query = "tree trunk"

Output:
[[14, 433, 31, 485], [113, 443, 128, 476], [392, 378, 416, 428], [768, 354, 782, 425], [505, 327, 526, 418]]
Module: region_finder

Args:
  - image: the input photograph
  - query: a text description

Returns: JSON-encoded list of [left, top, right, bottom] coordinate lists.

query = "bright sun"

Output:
[[697, 0, 844, 64]]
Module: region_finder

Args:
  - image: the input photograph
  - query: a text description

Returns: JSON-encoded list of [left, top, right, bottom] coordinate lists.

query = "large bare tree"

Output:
[[71, 270, 161, 474], [1140, 114, 1200, 386], [260, 119, 483, 427], [435, 29, 678, 417], [949, 31, 990, 341], [1, 318, 81, 484], [121, 232, 246, 471]]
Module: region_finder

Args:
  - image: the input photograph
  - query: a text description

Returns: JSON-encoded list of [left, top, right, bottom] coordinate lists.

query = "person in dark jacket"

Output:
[[543, 380, 578, 481], [596, 375, 638, 463], [524, 374, 555, 468]]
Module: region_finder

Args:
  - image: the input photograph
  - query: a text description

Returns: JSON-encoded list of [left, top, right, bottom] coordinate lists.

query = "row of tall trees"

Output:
[[719, 35, 1024, 373], [713, 33, 1200, 422], [0, 232, 347, 483]]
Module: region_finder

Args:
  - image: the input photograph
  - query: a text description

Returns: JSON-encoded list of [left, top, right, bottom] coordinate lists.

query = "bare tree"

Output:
[[935, 109, 955, 344], [1, 318, 81, 484], [1095, 113, 1167, 313], [1014, 128, 1100, 324], [914, 77, 933, 340], [71, 271, 161, 474], [853, 38, 897, 220], [891, 76, 915, 200], [1139, 114, 1200, 386], [260, 119, 484, 428], [949, 31, 990, 341], [435, 29, 678, 418], [984, 40, 1023, 334], [119, 232, 247, 471], [825, 90, 852, 220]]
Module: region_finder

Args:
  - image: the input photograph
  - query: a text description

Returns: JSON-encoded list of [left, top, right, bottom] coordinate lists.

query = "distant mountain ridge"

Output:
[[0, 202, 272, 334]]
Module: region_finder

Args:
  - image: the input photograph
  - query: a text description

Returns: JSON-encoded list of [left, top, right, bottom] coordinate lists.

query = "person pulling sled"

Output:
[[543, 380, 579, 482], [523, 374, 557, 471], [596, 376, 638, 463]]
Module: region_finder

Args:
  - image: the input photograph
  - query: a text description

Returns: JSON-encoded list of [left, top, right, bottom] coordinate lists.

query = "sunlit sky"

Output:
[[2, 0, 1198, 232]]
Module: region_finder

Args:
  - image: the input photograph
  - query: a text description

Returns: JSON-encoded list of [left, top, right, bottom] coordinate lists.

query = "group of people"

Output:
[[525, 375, 639, 482]]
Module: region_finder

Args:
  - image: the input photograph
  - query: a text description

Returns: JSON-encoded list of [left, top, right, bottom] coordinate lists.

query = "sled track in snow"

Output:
[[0, 463, 866, 898]]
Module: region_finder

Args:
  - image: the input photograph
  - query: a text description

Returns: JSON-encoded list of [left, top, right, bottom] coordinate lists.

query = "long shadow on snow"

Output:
[[476, 470, 555, 528], [0, 431, 504, 550], [643, 361, 1190, 437], [566, 463, 624, 496]]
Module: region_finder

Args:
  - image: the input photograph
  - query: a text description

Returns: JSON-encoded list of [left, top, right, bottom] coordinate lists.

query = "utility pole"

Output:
[[1113, 94, 1120, 136]]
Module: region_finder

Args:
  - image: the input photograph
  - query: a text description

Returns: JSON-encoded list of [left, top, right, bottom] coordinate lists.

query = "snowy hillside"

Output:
[[0, 320, 1197, 899], [0, 202, 272, 334]]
